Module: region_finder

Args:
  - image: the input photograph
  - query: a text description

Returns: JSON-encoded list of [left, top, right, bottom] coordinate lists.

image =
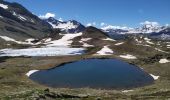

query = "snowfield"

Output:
[[0, 3, 8, 9], [96, 45, 113, 55], [119, 54, 137, 59], [0, 33, 85, 57], [47, 33, 82, 47], [0, 47, 84, 57]]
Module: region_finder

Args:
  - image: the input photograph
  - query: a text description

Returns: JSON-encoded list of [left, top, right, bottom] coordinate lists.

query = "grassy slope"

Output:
[[0, 38, 170, 100]]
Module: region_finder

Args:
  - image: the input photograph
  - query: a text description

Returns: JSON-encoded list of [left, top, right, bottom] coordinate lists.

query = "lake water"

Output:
[[29, 59, 154, 89]]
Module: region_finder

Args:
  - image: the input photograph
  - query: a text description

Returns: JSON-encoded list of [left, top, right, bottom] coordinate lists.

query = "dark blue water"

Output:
[[30, 59, 154, 89]]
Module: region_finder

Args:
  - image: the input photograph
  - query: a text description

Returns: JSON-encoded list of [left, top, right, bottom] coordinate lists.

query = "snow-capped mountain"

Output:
[[102, 21, 165, 34], [0, 0, 51, 41], [101, 25, 131, 34], [46, 17, 85, 33], [129, 21, 165, 34], [101, 21, 170, 40], [149, 27, 170, 40]]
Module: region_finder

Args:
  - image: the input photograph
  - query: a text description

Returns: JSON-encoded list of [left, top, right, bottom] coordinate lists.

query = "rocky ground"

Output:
[[0, 37, 170, 100]]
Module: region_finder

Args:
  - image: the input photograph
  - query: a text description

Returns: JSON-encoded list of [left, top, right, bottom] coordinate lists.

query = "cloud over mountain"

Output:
[[39, 13, 55, 19]]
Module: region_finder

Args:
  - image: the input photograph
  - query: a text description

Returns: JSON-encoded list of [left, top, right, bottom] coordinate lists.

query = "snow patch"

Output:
[[159, 59, 170, 64], [80, 38, 92, 42], [0, 3, 8, 9], [115, 42, 124, 46], [155, 48, 169, 54], [18, 15, 27, 21], [119, 54, 137, 59], [144, 38, 151, 41], [0, 36, 35, 45], [0, 36, 16, 42], [30, 19, 35, 23], [79, 38, 93, 47], [102, 38, 116, 41], [146, 41, 154, 45], [0, 47, 84, 57], [26, 70, 39, 77], [82, 43, 94, 47], [135, 38, 142, 44], [144, 38, 154, 45], [96, 45, 113, 55], [44, 38, 52, 42], [49, 21, 78, 30], [13, 12, 27, 21], [47, 33, 82, 47], [122, 90, 134, 93], [150, 74, 159, 80]]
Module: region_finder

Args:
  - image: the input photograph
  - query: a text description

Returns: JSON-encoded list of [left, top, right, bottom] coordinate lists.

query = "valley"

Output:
[[0, 0, 170, 99]]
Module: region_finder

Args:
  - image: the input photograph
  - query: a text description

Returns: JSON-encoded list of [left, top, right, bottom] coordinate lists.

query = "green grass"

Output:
[[0, 38, 170, 99]]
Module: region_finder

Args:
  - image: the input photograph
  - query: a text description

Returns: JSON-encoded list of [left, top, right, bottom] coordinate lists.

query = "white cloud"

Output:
[[165, 24, 169, 27], [86, 22, 96, 26], [140, 21, 159, 27], [86, 23, 92, 26], [100, 22, 106, 26], [39, 13, 55, 19]]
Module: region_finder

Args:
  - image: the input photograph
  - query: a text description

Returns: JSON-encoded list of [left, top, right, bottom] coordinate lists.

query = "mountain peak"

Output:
[[46, 17, 85, 33]]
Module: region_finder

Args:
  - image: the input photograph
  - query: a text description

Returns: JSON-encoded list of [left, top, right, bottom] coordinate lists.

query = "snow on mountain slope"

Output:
[[0, 3, 8, 9], [46, 17, 85, 33], [101, 25, 131, 34], [50, 20, 77, 29], [0, 35, 36, 45], [96, 45, 114, 55], [101, 25, 132, 31], [0, 33, 85, 57], [102, 21, 167, 34], [0, 0, 52, 40], [46, 32, 83, 47], [129, 21, 164, 34], [12, 11, 27, 21]]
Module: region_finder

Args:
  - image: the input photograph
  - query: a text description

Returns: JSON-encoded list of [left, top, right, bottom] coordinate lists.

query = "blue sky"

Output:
[[5, 0, 170, 28]]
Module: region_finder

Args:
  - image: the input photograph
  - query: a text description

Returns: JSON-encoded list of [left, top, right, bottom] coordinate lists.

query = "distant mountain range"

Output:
[[0, 0, 170, 43], [101, 22, 170, 40]]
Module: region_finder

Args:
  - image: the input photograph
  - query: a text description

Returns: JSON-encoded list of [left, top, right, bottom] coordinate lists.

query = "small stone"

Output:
[[44, 88, 50, 92]]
